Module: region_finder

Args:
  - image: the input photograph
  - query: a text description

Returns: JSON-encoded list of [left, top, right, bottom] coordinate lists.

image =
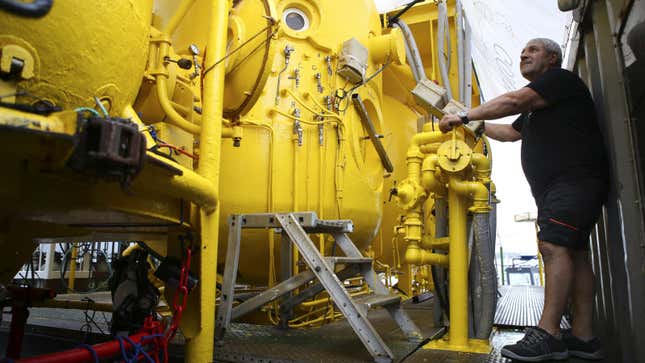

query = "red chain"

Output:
[[138, 246, 193, 363], [166, 247, 192, 341]]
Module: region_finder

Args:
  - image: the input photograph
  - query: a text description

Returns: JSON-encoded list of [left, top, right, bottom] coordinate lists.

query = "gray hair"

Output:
[[529, 38, 563, 67]]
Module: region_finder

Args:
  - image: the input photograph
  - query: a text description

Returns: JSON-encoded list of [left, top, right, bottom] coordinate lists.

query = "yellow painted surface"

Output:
[[0, 0, 492, 359]]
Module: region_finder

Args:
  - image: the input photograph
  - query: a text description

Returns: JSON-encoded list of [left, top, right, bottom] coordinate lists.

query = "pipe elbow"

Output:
[[450, 179, 490, 213], [411, 131, 450, 149], [156, 77, 201, 135], [471, 153, 491, 181], [404, 243, 449, 266], [421, 155, 444, 194], [405, 243, 421, 264]]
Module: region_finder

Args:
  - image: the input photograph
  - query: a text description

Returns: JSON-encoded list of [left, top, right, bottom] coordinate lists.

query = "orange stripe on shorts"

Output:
[[548, 217, 580, 231]]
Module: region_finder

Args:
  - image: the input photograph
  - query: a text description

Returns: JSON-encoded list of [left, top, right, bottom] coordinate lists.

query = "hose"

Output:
[[471, 213, 497, 339], [0, 0, 52, 18], [392, 19, 426, 82], [431, 199, 449, 325]]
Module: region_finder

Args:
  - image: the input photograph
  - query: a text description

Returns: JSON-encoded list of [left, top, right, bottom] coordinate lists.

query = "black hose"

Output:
[[472, 213, 497, 339], [0, 0, 53, 18]]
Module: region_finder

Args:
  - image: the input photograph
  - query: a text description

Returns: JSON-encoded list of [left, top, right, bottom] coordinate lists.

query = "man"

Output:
[[439, 38, 609, 362]]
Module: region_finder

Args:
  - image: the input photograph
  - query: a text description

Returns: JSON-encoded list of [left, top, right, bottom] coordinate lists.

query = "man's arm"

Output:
[[439, 87, 548, 133], [484, 123, 521, 142]]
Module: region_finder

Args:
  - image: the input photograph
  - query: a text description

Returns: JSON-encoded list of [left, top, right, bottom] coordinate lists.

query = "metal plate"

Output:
[[494, 285, 570, 329]]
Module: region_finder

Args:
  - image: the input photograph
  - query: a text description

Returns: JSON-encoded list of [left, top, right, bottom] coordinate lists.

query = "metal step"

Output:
[[324, 257, 373, 270], [353, 293, 401, 316], [355, 293, 401, 309], [305, 218, 354, 233]]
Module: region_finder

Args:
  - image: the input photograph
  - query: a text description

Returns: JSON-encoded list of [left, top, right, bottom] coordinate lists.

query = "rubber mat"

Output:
[[494, 285, 570, 329]]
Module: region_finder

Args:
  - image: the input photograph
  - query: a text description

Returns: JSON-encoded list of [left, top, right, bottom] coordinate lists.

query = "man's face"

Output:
[[520, 41, 556, 81]]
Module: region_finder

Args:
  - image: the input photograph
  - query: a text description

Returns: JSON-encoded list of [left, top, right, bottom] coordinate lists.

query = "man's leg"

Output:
[[570, 249, 595, 340], [537, 240, 574, 337]]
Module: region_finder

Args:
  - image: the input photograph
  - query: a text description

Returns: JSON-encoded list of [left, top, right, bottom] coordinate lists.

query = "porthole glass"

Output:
[[283, 8, 309, 31]]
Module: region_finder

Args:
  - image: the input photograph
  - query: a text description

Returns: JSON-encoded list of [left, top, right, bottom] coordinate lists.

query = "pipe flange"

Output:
[[437, 140, 472, 173]]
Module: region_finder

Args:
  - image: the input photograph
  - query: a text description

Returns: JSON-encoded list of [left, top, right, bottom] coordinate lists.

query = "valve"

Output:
[[164, 56, 192, 70]]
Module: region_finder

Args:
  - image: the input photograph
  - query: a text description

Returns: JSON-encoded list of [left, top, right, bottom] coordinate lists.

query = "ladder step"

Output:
[[325, 257, 373, 268], [304, 219, 354, 233], [354, 293, 401, 310]]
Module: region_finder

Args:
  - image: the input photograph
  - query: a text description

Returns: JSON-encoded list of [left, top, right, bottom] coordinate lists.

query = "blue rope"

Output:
[[116, 334, 163, 363], [76, 343, 99, 363]]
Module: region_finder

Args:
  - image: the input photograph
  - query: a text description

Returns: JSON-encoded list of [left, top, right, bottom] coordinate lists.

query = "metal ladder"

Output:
[[215, 212, 423, 363]]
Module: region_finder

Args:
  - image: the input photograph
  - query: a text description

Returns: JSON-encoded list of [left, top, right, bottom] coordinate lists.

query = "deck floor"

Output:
[[0, 286, 612, 362]]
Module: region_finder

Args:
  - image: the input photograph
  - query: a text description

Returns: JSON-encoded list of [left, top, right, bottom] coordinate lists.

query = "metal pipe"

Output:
[[163, 0, 197, 35], [404, 242, 449, 266], [447, 186, 468, 346], [437, 1, 453, 99], [33, 299, 113, 312], [144, 152, 217, 212], [456, 0, 465, 102], [184, 0, 229, 361], [156, 76, 201, 135], [67, 244, 78, 292], [17, 332, 148, 363], [463, 17, 473, 108]]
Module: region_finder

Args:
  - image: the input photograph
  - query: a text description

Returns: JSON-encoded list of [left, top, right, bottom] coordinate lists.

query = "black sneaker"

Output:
[[501, 327, 569, 362], [562, 329, 604, 360]]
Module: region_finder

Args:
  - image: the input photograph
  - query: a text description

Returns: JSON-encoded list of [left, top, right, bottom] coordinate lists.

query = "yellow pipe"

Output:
[[184, 0, 228, 361], [67, 244, 78, 292], [421, 154, 444, 194], [410, 130, 451, 148], [447, 184, 469, 347], [156, 76, 201, 135], [404, 242, 449, 266], [34, 299, 113, 312], [143, 152, 217, 213], [471, 153, 491, 183], [449, 178, 490, 214], [163, 0, 197, 35], [421, 235, 449, 250]]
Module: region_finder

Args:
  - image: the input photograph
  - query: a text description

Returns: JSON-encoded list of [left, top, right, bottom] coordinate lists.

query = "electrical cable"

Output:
[[75, 107, 101, 117], [203, 18, 276, 77]]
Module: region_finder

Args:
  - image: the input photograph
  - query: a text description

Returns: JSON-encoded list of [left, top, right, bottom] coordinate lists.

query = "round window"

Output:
[[283, 8, 309, 31]]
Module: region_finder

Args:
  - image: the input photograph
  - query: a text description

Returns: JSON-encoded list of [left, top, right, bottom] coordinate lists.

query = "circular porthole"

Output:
[[283, 8, 309, 31]]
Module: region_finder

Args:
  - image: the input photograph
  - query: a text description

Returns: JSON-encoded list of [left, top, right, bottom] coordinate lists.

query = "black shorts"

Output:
[[535, 178, 608, 249]]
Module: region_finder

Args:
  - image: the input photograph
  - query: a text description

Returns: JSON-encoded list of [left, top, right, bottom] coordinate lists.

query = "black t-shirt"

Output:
[[511, 68, 609, 197]]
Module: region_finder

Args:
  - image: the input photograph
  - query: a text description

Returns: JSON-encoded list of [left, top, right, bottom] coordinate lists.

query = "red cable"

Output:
[[156, 143, 199, 160]]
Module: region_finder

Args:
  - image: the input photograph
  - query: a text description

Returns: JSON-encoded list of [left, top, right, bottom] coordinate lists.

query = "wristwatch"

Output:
[[457, 111, 470, 125]]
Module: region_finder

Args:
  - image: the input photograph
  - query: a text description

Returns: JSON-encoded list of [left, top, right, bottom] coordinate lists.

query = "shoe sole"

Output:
[[501, 348, 569, 362], [569, 350, 604, 360]]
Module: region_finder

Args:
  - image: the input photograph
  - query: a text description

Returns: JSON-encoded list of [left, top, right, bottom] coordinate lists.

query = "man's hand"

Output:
[[439, 114, 463, 133]]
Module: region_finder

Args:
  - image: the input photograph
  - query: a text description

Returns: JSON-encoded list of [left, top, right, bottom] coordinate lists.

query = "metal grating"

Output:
[[494, 285, 570, 329]]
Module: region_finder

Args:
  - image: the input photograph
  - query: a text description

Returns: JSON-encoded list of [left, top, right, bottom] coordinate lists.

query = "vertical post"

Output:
[[499, 246, 504, 285], [7, 303, 28, 359], [68, 243, 78, 292], [279, 231, 294, 327], [448, 187, 468, 347], [184, 1, 229, 361]]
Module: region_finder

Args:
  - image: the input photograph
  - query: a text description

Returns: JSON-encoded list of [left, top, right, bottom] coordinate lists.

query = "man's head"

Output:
[[520, 38, 562, 81]]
